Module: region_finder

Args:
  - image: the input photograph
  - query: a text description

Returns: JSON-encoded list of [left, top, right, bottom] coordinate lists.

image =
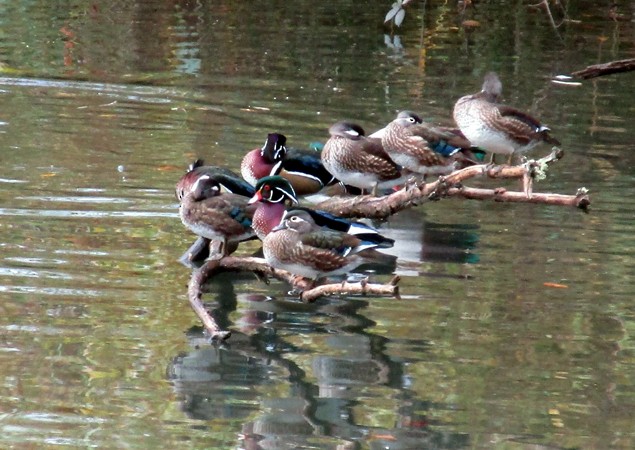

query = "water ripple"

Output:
[[0, 208, 177, 219], [0, 267, 73, 280], [0, 285, 102, 297], [17, 196, 133, 204]]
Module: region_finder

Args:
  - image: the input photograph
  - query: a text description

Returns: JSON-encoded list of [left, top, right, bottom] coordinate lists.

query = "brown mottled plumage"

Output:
[[262, 209, 379, 280], [453, 72, 560, 163], [179, 175, 256, 256], [382, 111, 472, 176], [321, 121, 404, 194]]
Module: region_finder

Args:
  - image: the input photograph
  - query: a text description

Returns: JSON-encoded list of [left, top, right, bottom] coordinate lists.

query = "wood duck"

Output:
[[176, 159, 255, 202], [381, 111, 477, 176], [262, 209, 386, 281], [320, 121, 405, 195], [176, 160, 256, 263], [179, 174, 256, 257], [248, 176, 394, 249], [240, 133, 336, 195], [248, 175, 299, 240], [453, 72, 560, 163]]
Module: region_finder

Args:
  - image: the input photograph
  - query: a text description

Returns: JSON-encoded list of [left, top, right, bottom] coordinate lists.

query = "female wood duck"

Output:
[[453, 72, 560, 163], [176, 160, 256, 263], [179, 174, 256, 257], [320, 121, 405, 195], [176, 159, 255, 202], [381, 111, 476, 176], [262, 209, 386, 282], [240, 133, 336, 195], [248, 176, 394, 249]]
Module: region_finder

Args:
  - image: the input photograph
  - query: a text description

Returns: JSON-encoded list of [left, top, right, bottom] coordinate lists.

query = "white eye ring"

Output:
[[290, 216, 301, 222]]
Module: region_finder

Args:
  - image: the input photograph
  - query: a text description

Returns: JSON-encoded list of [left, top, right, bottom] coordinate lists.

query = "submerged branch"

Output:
[[187, 256, 401, 339], [187, 260, 232, 341], [300, 275, 400, 303]]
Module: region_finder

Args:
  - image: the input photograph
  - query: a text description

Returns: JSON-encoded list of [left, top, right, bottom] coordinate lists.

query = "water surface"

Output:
[[0, 1, 634, 448]]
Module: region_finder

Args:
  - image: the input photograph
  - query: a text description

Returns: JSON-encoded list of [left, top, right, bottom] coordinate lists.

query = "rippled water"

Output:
[[0, 1, 634, 448]]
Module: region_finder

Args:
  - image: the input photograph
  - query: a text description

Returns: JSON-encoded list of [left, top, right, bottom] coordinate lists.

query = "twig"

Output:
[[300, 275, 401, 303], [187, 260, 232, 341], [187, 257, 402, 339], [571, 58, 635, 80]]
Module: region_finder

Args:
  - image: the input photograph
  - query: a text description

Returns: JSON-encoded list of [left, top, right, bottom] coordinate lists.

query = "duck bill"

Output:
[[248, 191, 263, 204], [271, 221, 286, 232]]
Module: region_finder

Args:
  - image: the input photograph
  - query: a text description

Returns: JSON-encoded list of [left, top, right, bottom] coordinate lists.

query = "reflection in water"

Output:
[[419, 222, 479, 265], [382, 208, 479, 276], [0, 0, 634, 448], [168, 287, 471, 449]]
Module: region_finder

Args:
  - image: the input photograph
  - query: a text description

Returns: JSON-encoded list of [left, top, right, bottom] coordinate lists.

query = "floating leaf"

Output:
[[462, 19, 480, 28], [543, 282, 569, 289]]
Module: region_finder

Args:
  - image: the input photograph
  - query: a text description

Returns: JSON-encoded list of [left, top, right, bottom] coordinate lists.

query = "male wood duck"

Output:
[[453, 72, 560, 163], [179, 174, 256, 257], [248, 176, 395, 249], [262, 209, 386, 282], [240, 133, 336, 195], [381, 111, 476, 176], [248, 175, 299, 240], [321, 121, 405, 195], [176, 159, 255, 202]]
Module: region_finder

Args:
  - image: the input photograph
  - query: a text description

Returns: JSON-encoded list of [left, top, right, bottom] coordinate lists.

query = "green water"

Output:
[[0, 1, 634, 448]]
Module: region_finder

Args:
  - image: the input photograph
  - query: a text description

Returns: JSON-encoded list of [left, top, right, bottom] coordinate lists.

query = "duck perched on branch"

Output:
[[241, 132, 336, 195], [321, 121, 406, 195], [453, 72, 560, 164], [263, 209, 392, 283], [381, 110, 478, 177]]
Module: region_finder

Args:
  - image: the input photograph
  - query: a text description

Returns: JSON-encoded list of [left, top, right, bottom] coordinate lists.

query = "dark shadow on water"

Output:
[[420, 222, 480, 265]]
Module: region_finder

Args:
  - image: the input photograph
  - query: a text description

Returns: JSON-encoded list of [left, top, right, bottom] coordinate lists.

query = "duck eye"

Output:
[[263, 185, 271, 191]]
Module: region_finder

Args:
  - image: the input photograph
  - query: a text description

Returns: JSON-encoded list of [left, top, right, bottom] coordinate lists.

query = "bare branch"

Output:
[[443, 186, 590, 209], [571, 58, 635, 80], [187, 257, 402, 339], [312, 148, 582, 218], [300, 275, 401, 303], [183, 147, 591, 340]]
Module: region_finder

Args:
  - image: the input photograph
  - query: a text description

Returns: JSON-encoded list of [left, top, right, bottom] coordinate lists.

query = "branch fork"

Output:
[[183, 147, 589, 340]]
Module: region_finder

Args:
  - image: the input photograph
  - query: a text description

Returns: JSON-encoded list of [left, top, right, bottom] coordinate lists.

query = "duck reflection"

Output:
[[380, 208, 480, 270], [168, 289, 470, 449]]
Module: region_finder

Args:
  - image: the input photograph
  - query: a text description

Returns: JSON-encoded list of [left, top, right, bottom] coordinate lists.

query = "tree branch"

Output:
[[571, 58, 635, 80], [183, 148, 591, 340], [187, 257, 400, 340], [312, 148, 588, 218]]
